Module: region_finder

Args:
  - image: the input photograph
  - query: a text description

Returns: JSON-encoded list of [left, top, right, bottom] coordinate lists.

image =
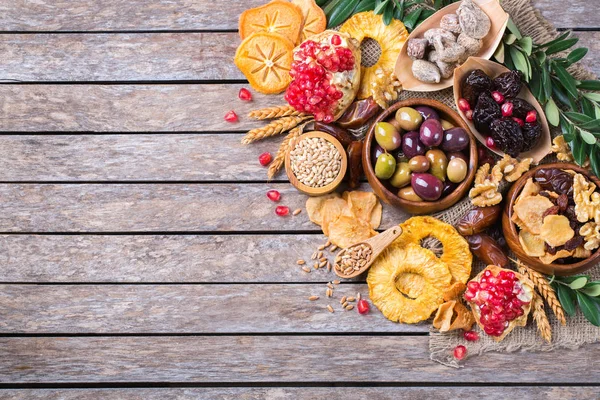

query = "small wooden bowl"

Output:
[[363, 98, 478, 215], [285, 131, 348, 196], [502, 163, 600, 276]]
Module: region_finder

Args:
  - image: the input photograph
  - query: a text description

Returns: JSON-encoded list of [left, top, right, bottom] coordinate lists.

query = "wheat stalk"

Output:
[[248, 105, 305, 120], [514, 258, 567, 326], [241, 115, 310, 145], [532, 294, 552, 343], [267, 121, 310, 180]]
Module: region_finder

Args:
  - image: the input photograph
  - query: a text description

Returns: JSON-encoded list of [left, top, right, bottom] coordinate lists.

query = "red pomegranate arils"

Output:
[[501, 102, 513, 117], [465, 110, 473, 120], [512, 117, 525, 127], [258, 152, 272, 166], [238, 88, 252, 101], [485, 136, 496, 149], [463, 330, 479, 342], [266, 190, 281, 202], [491, 91, 505, 104], [224, 110, 238, 122], [525, 110, 537, 123], [453, 345, 467, 360], [357, 299, 370, 315], [457, 98, 471, 112], [275, 205, 289, 216], [331, 34, 342, 46]]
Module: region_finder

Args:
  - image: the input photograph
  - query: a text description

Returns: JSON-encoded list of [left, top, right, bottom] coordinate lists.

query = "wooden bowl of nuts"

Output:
[[363, 98, 478, 215], [502, 163, 600, 276], [285, 131, 348, 196]]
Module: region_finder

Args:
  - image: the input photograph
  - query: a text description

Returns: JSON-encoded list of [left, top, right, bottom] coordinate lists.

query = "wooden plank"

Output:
[[2, 31, 599, 83], [0, 336, 598, 383], [0, 235, 350, 283], [1, 387, 598, 400], [0, 84, 283, 132], [0, 183, 410, 232], [0, 33, 241, 82], [0, 0, 596, 31], [0, 134, 283, 182], [0, 284, 426, 333]]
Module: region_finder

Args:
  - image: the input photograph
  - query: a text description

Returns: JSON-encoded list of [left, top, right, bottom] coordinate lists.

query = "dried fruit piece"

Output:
[[370, 202, 382, 229], [440, 13, 462, 34], [456, 205, 502, 236], [239, 0, 304, 44], [534, 168, 574, 196], [493, 70, 523, 98], [292, 0, 326, 41], [489, 117, 524, 157], [407, 38, 429, 60], [345, 191, 377, 225], [465, 233, 509, 268], [521, 122, 542, 152], [462, 69, 493, 106], [456, 0, 491, 39], [235, 32, 295, 94], [519, 230, 546, 257], [433, 300, 475, 332], [321, 197, 352, 236], [539, 249, 574, 264], [513, 195, 554, 235], [412, 60, 441, 83], [305, 192, 341, 225], [540, 215, 575, 247], [327, 216, 374, 248], [473, 92, 501, 135]]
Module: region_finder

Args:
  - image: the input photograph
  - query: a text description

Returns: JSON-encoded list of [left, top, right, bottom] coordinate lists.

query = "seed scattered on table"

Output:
[[325, 240, 331, 247], [314, 262, 319, 269], [333, 280, 340, 285], [327, 305, 334, 313], [347, 296, 356, 302], [357, 292, 361, 300], [311, 252, 317, 260], [297, 259, 305, 265], [342, 301, 348, 308], [330, 245, 338, 252], [309, 295, 319, 301], [326, 288, 333, 297], [318, 251, 323, 259], [318, 244, 326, 251], [293, 208, 302, 216], [340, 296, 347, 304], [346, 305, 354, 311], [302, 266, 311, 273], [326, 283, 333, 289], [327, 261, 332, 272]]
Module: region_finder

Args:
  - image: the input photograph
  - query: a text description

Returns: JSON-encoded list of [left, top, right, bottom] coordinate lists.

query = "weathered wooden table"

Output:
[[0, 1, 598, 398]]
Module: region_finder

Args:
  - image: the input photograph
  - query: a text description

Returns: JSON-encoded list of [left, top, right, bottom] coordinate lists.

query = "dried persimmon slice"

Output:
[[292, 0, 327, 41], [239, 0, 304, 45], [234, 32, 294, 94]]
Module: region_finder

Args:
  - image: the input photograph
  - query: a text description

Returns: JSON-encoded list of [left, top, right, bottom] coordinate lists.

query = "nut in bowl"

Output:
[[285, 131, 347, 196], [363, 98, 478, 215], [502, 163, 600, 276]]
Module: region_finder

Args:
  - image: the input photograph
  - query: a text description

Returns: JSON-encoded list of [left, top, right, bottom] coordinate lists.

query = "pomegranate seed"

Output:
[[357, 299, 370, 315], [526, 110, 537, 123], [512, 117, 525, 127], [463, 330, 479, 342], [224, 110, 238, 122], [491, 91, 505, 103], [453, 345, 467, 360], [457, 98, 471, 112], [331, 34, 342, 46], [465, 110, 473, 120], [258, 152, 272, 166], [275, 206, 289, 216], [238, 88, 252, 101], [501, 102, 514, 117], [486, 136, 496, 149], [266, 190, 281, 202]]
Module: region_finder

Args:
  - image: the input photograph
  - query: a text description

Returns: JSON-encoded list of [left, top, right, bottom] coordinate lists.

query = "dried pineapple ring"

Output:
[[340, 11, 408, 99], [368, 243, 452, 324], [292, 0, 326, 41], [394, 216, 472, 284], [239, 0, 304, 44], [234, 32, 294, 94]]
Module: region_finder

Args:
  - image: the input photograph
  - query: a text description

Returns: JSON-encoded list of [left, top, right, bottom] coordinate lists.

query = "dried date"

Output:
[[533, 168, 574, 196], [465, 233, 509, 268], [456, 205, 502, 236], [313, 122, 353, 147], [347, 141, 363, 189], [336, 98, 382, 129]]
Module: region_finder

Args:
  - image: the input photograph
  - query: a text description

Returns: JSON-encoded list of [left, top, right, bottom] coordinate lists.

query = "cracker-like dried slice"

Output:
[[513, 195, 555, 235], [327, 215, 374, 248], [443, 282, 467, 302], [433, 300, 475, 332], [573, 246, 592, 259], [519, 230, 546, 257], [539, 249, 574, 264], [306, 192, 341, 225], [239, 0, 304, 44], [518, 178, 541, 202], [370, 201, 383, 229], [345, 191, 377, 224], [540, 215, 574, 247], [321, 197, 352, 236]]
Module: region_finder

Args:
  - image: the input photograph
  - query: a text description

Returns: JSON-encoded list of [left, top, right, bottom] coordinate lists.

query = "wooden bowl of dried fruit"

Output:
[[502, 163, 600, 276]]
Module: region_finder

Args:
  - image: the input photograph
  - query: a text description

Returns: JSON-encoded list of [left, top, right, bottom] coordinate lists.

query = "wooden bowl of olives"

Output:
[[363, 98, 478, 215]]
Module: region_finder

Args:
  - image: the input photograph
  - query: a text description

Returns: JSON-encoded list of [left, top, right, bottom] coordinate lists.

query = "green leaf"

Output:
[[534, 50, 547, 64], [403, 8, 422, 31], [354, 0, 377, 12], [518, 36, 533, 55], [545, 37, 579, 55], [545, 98, 560, 126], [323, 0, 345, 16], [552, 83, 572, 108], [504, 33, 517, 45], [581, 97, 596, 119], [493, 41, 505, 63], [557, 275, 591, 284], [327, 0, 361, 26], [537, 31, 571, 49], [554, 283, 576, 317], [567, 47, 588, 65], [565, 111, 594, 123], [382, 0, 393, 24], [506, 18, 522, 39], [582, 284, 600, 297], [572, 137, 589, 166], [583, 92, 600, 102], [509, 47, 529, 81], [576, 292, 600, 327], [590, 145, 600, 178], [373, 0, 389, 14], [569, 276, 589, 290], [552, 63, 579, 98], [542, 65, 553, 102], [578, 80, 600, 91], [316, 0, 330, 6]]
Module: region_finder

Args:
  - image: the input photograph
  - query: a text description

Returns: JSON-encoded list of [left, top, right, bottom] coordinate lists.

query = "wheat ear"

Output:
[[241, 115, 310, 145], [532, 294, 552, 343], [248, 105, 305, 120], [267, 121, 311, 180]]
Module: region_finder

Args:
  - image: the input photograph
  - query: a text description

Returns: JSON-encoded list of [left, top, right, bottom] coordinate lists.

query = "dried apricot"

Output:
[[292, 0, 326, 41], [239, 0, 304, 44]]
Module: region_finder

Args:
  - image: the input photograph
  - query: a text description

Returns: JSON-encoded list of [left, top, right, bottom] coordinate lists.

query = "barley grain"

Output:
[[302, 266, 311, 273], [333, 280, 340, 285], [292, 208, 302, 216], [327, 305, 334, 313], [308, 296, 319, 301], [296, 259, 305, 265], [340, 296, 347, 304], [346, 305, 354, 311], [311, 252, 317, 260], [347, 297, 355, 302]]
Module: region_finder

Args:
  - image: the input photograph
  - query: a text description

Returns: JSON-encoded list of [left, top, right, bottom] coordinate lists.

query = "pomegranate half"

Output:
[[464, 265, 534, 342], [285, 30, 361, 123]]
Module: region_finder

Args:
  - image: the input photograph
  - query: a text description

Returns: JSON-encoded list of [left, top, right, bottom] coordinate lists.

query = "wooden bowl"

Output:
[[502, 163, 600, 276], [362, 98, 478, 215], [285, 131, 347, 196]]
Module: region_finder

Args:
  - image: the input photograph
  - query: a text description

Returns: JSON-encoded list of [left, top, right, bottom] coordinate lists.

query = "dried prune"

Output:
[[510, 98, 535, 119], [521, 121, 542, 152], [564, 235, 584, 251], [493, 70, 523, 98], [489, 117, 524, 157], [462, 69, 493, 106], [473, 92, 501, 135], [533, 168, 574, 196]]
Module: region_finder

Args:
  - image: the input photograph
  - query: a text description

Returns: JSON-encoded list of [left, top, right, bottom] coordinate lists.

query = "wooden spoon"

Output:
[[333, 226, 403, 279]]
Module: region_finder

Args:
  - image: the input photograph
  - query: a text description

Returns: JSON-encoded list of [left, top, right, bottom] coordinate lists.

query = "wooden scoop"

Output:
[[333, 226, 403, 279]]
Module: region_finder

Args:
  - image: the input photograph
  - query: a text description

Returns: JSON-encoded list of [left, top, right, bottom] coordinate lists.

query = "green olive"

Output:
[[398, 186, 423, 202], [408, 155, 430, 173], [441, 119, 455, 130], [390, 162, 412, 188], [374, 122, 402, 151], [395, 107, 423, 131], [375, 153, 396, 180], [426, 149, 448, 182], [386, 117, 403, 132], [447, 157, 468, 183]]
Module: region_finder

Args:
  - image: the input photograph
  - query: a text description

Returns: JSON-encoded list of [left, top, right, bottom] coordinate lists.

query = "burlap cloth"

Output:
[[358, 0, 600, 367]]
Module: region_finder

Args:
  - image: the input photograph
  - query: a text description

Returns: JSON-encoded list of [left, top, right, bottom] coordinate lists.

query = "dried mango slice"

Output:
[[539, 249, 574, 264], [540, 215, 575, 248], [321, 197, 352, 236], [292, 0, 326, 41], [370, 202, 382, 229], [519, 230, 545, 257], [235, 32, 294, 94], [513, 195, 554, 235], [306, 192, 341, 225], [368, 243, 452, 324], [345, 191, 377, 224], [239, 0, 304, 44], [327, 216, 375, 248]]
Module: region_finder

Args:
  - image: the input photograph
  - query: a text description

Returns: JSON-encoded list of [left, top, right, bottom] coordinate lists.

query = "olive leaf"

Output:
[[545, 98, 560, 126], [581, 284, 600, 297], [576, 292, 600, 327], [554, 282, 576, 317], [569, 276, 588, 290]]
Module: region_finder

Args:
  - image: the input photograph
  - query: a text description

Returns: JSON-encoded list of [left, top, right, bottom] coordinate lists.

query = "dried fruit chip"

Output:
[[573, 246, 592, 259], [518, 230, 545, 257], [540, 215, 574, 247], [370, 201, 383, 229], [345, 191, 377, 224], [432, 300, 456, 331], [306, 193, 341, 225], [292, 0, 327, 41], [239, 0, 304, 44], [327, 216, 375, 248], [443, 282, 467, 302], [321, 197, 352, 236], [518, 178, 541, 201], [539, 249, 574, 264], [234, 32, 295, 94], [513, 195, 554, 235], [368, 243, 452, 324], [433, 300, 475, 332]]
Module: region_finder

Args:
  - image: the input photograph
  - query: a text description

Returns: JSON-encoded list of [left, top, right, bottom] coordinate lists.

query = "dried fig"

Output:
[[465, 233, 509, 268], [407, 38, 429, 60], [440, 14, 462, 34], [424, 28, 456, 46], [456, 205, 502, 236], [412, 60, 441, 83], [457, 33, 482, 56], [456, 0, 491, 39]]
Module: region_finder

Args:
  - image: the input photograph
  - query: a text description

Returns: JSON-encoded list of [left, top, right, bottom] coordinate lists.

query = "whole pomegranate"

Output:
[[285, 30, 361, 123]]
